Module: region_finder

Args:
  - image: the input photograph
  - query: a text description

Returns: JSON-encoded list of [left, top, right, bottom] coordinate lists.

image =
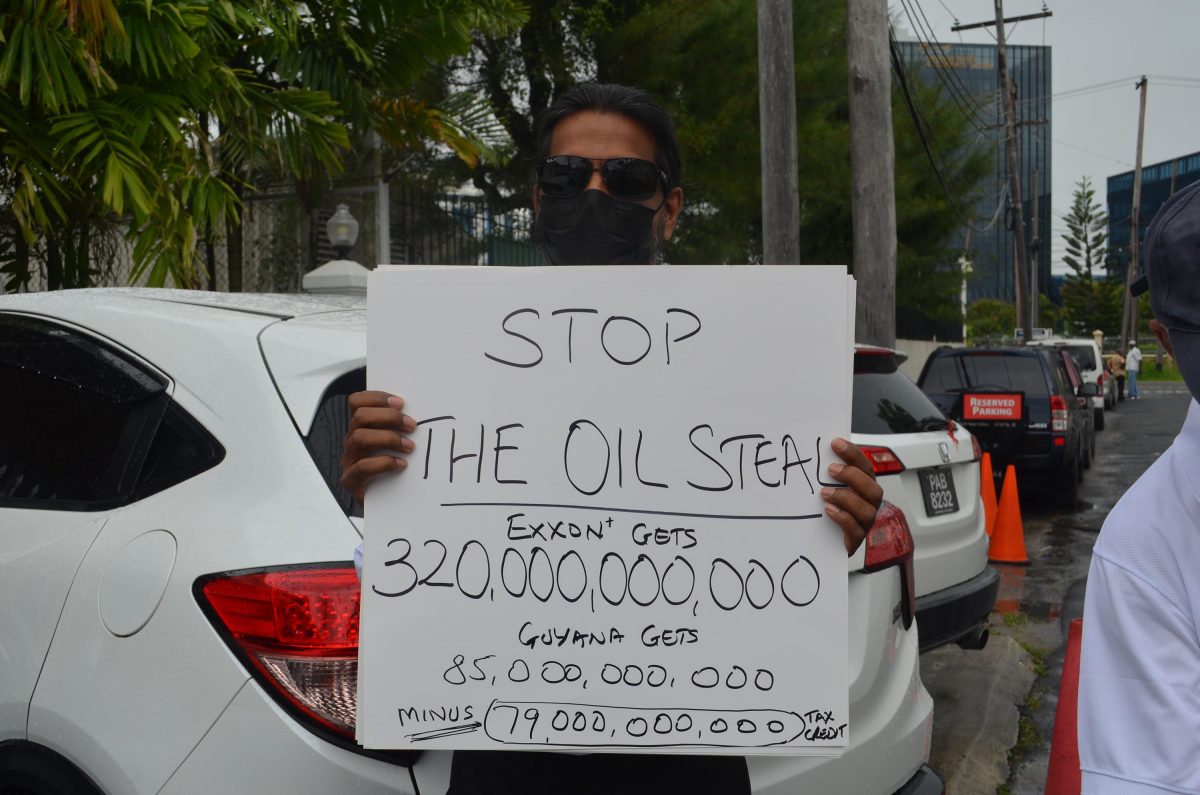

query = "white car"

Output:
[[0, 289, 942, 795], [1027, 338, 1113, 429], [850, 346, 997, 653]]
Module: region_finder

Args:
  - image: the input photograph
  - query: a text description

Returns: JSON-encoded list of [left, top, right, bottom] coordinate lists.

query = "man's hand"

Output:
[[340, 391, 417, 503], [820, 437, 883, 556]]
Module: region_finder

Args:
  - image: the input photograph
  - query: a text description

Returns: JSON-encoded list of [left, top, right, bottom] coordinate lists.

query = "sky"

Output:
[[896, 0, 1200, 275]]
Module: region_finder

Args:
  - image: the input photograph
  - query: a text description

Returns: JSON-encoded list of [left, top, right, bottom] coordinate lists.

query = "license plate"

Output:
[[919, 467, 959, 517]]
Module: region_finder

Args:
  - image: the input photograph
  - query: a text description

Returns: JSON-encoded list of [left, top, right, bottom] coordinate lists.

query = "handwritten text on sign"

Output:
[[359, 266, 854, 754]]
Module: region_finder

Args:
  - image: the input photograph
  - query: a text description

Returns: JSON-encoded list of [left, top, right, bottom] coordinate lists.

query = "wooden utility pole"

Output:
[[994, 0, 1031, 344], [757, 0, 800, 266], [1121, 77, 1148, 353], [1030, 168, 1039, 328], [846, 0, 897, 347]]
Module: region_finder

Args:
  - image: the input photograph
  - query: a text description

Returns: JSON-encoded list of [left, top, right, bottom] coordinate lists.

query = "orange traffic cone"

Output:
[[989, 464, 1029, 564], [980, 452, 998, 537]]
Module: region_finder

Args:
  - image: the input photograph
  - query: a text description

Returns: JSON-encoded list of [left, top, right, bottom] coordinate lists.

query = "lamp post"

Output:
[[326, 204, 359, 260], [304, 204, 368, 296]]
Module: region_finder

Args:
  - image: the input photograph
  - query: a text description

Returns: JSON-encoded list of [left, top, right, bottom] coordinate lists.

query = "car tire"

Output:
[[1058, 454, 1080, 509], [1095, 407, 1105, 431]]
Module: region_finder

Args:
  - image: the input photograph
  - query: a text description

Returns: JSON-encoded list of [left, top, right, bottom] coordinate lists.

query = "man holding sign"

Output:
[[341, 84, 881, 795]]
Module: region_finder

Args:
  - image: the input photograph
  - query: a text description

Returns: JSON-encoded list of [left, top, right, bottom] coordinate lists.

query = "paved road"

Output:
[[921, 381, 1193, 795]]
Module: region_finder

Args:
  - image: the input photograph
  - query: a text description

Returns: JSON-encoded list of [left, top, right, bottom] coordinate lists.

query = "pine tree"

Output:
[[1061, 177, 1109, 279], [1060, 177, 1122, 335]]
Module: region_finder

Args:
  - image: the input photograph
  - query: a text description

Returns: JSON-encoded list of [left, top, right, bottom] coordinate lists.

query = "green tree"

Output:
[[1061, 177, 1108, 279], [0, 0, 526, 291], [965, 298, 1015, 344], [1058, 176, 1122, 335]]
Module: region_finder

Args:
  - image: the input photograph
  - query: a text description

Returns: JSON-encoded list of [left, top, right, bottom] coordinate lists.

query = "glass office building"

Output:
[[1106, 151, 1200, 281], [895, 40, 1052, 307]]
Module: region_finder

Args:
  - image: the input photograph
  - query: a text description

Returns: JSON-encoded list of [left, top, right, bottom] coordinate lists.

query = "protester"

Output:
[[1107, 349, 1126, 402], [1078, 178, 1200, 794], [341, 84, 883, 795], [1126, 339, 1143, 399]]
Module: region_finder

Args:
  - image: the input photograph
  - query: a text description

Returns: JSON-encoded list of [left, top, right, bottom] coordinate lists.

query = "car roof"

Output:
[[934, 346, 1044, 357], [0, 288, 367, 435], [0, 287, 364, 320]]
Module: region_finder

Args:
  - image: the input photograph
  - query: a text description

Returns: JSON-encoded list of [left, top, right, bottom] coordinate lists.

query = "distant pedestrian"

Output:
[[1126, 340, 1143, 399], [1078, 178, 1200, 794], [1108, 350, 1126, 401]]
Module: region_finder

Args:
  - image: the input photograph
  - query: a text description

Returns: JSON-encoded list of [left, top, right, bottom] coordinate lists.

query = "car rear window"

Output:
[[306, 368, 366, 518], [853, 354, 948, 434], [1064, 345, 1097, 372], [954, 354, 1049, 397]]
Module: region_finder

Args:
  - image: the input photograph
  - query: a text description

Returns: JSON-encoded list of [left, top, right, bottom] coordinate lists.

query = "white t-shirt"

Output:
[[1078, 400, 1200, 794], [1126, 346, 1144, 373]]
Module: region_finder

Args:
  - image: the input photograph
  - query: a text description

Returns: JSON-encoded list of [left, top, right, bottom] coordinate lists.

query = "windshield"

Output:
[[853, 354, 948, 434]]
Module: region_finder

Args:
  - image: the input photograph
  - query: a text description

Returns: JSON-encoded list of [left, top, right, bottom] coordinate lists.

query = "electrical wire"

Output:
[[898, 0, 995, 135], [889, 30, 972, 225]]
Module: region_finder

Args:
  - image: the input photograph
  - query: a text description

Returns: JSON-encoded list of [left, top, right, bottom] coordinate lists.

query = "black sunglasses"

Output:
[[537, 155, 667, 202]]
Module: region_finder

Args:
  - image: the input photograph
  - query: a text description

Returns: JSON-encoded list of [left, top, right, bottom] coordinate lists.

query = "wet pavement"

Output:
[[921, 381, 1193, 795]]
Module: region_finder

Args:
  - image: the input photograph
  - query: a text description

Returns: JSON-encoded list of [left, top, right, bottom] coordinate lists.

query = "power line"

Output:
[[1052, 138, 1134, 168], [889, 30, 971, 224], [897, 0, 996, 135]]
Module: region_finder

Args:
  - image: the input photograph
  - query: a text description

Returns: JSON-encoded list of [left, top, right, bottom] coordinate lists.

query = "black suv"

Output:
[[917, 347, 1097, 507]]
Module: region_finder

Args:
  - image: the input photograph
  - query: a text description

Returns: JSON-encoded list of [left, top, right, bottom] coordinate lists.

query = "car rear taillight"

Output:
[[1051, 395, 1069, 433], [862, 502, 916, 629], [196, 565, 369, 748], [860, 445, 905, 475], [968, 430, 982, 462]]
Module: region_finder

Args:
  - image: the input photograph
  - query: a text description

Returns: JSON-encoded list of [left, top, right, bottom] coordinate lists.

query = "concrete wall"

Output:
[[894, 338, 963, 382]]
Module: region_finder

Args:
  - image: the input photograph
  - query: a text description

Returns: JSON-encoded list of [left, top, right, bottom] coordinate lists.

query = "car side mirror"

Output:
[[1078, 383, 1099, 398]]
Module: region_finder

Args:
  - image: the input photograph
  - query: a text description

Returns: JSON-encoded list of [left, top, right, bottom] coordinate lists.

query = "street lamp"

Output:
[[304, 203, 368, 296], [326, 204, 359, 260]]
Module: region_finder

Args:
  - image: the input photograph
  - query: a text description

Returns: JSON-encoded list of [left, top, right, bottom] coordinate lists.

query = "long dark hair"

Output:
[[534, 83, 682, 192]]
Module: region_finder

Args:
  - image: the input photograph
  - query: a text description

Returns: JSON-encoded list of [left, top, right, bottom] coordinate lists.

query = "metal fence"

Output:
[[397, 184, 538, 267]]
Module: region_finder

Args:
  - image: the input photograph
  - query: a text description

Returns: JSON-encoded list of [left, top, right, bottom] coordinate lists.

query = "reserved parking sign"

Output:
[[962, 393, 1023, 421]]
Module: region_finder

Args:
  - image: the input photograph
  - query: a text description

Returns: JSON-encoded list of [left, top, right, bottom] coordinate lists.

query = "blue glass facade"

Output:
[[895, 41, 1052, 306], [1106, 152, 1200, 281]]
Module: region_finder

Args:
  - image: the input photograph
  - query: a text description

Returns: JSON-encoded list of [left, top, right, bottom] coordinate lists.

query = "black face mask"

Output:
[[535, 189, 659, 266]]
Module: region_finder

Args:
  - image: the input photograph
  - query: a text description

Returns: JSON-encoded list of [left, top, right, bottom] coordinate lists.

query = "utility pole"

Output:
[[757, 0, 800, 266], [953, 4, 1051, 344], [1121, 77, 1148, 353], [994, 0, 1031, 345], [846, 0, 897, 347], [1030, 168, 1040, 328]]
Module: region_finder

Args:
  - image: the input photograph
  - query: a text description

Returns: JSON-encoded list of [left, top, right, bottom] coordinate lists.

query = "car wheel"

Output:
[[1095, 407, 1105, 431], [1058, 454, 1080, 509], [1083, 437, 1092, 470]]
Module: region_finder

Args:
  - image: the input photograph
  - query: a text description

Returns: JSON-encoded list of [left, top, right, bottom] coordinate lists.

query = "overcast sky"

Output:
[[897, 0, 1200, 274]]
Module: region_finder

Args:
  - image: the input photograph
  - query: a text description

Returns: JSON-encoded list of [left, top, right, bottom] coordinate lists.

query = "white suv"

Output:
[[0, 289, 941, 794], [850, 347, 997, 653], [1027, 338, 1113, 429]]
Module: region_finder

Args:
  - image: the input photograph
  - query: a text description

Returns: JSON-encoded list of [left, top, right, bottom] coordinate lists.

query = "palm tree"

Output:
[[0, 0, 525, 291]]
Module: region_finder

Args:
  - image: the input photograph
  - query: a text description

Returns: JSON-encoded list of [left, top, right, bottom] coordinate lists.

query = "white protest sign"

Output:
[[359, 265, 854, 755]]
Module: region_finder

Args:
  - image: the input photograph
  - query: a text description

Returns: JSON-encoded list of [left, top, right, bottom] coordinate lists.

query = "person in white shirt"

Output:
[[1078, 178, 1200, 794], [1126, 340, 1144, 399]]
